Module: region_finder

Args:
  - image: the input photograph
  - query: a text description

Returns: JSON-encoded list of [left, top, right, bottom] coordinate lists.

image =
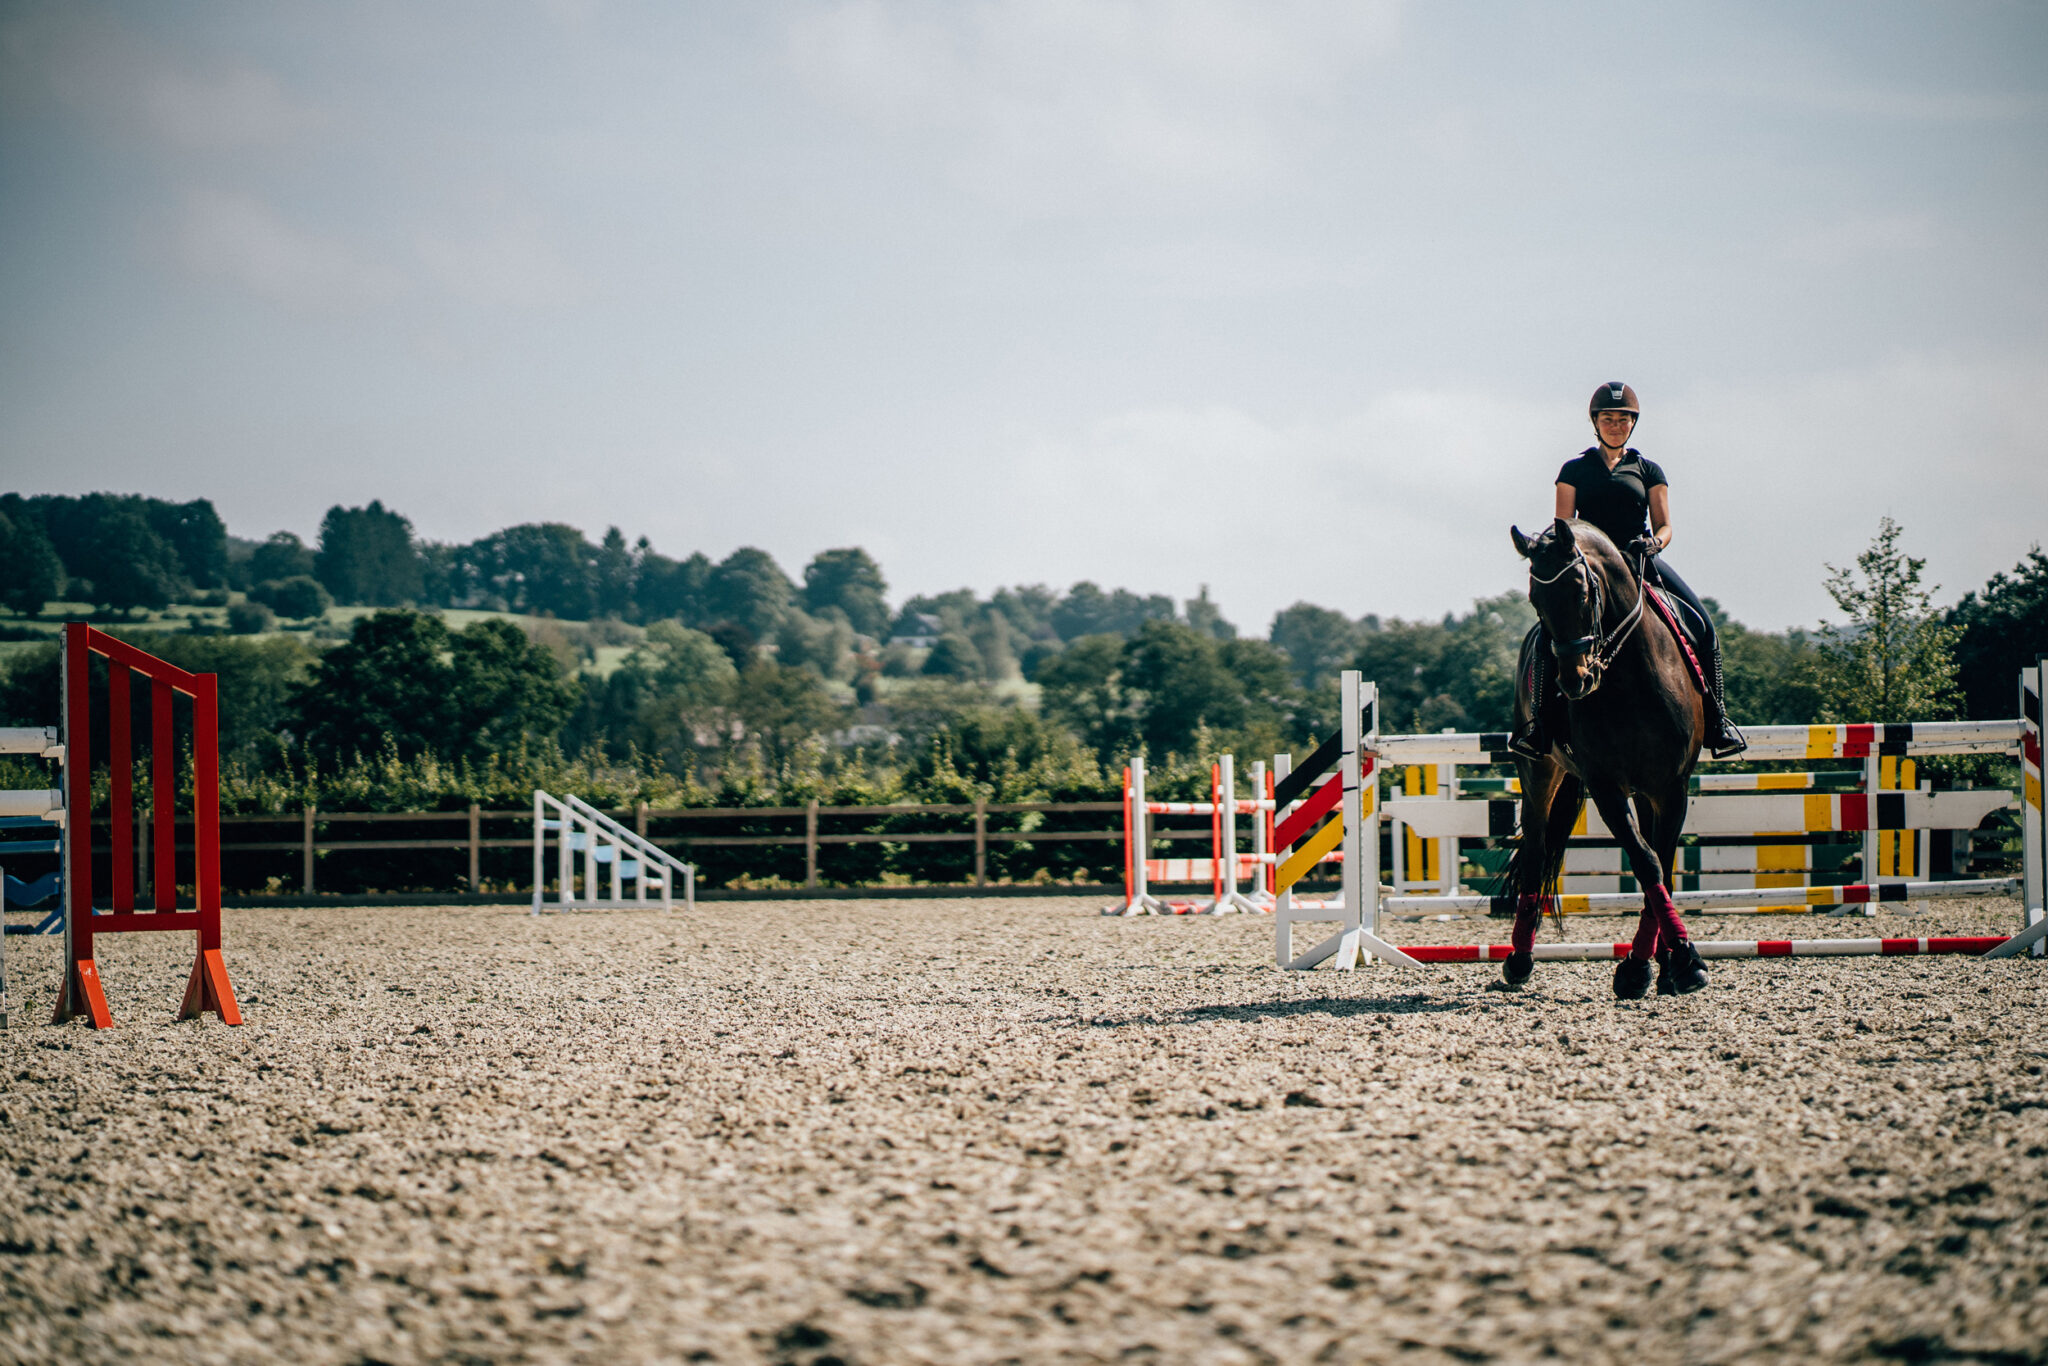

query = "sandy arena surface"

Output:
[[2, 896, 2045, 1365]]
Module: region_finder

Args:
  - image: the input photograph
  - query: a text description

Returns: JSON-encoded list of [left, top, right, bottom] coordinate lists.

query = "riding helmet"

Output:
[[1589, 381, 1640, 417]]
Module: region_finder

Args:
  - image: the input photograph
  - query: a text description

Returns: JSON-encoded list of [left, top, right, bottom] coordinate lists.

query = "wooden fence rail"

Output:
[[97, 800, 1165, 895]]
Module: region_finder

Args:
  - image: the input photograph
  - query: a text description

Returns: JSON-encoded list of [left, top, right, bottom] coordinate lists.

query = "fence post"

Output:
[[636, 801, 648, 838], [468, 801, 481, 893], [973, 797, 987, 887], [138, 808, 150, 901], [302, 804, 315, 895], [805, 798, 819, 888]]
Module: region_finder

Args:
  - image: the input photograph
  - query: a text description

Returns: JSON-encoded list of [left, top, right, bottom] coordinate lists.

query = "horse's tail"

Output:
[[1501, 771, 1582, 927]]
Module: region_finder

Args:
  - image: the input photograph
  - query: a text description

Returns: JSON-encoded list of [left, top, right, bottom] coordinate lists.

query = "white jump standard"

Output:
[[532, 790, 696, 914]]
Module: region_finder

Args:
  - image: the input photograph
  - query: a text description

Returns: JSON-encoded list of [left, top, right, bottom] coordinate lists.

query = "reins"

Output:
[[1534, 540, 1651, 689]]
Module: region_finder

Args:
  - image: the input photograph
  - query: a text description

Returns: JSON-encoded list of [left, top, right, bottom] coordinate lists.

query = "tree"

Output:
[[1269, 602, 1363, 688], [1812, 517, 1962, 723], [629, 622, 738, 771], [473, 522, 600, 619], [0, 510, 63, 614], [1184, 586, 1237, 640], [252, 575, 333, 620], [774, 605, 853, 678], [595, 526, 637, 619], [635, 547, 710, 623], [85, 503, 183, 611], [290, 610, 576, 765], [1948, 548, 2048, 721], [250, 531, 316, 585], [1050, 581, 1176, 640], [145, 498, 229, 589], [802, 547, 889, 638], [1720, 613, 1824, 725], [315, 501, 423, 606], [705, 547, 794, 638], [989, 584, 1059, 641], [291, 611, 455, 762], [923, 633, 984, 680], [227, 600, 274, 634], [732, 660, 835, 774], [445, 618, 577, 764], [1035, 634, 1135, 763], [1119, 619, 1287, 758], [967, 609, 1018, 680]]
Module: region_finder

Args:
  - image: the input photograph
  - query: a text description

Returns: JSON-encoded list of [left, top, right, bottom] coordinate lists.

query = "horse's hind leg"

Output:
[[1587, 782, 1664, 999]]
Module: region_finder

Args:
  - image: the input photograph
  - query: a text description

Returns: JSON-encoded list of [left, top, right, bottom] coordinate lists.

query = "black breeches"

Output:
[[1646, 559, 1718, 653]]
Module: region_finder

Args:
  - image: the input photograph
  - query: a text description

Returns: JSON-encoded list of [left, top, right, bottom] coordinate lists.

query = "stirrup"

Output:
[[1708, 722, 1747, 759], [1508, 726, 1549, 761]]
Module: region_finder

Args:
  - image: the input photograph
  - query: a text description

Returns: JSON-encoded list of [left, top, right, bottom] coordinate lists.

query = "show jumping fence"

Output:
[[1117, 683, 2034, 924], [1254, 665, 2048, 971]]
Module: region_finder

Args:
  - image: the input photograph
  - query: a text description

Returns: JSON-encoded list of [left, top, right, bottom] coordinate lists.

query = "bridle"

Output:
[[1530, 539, 1649, 694]]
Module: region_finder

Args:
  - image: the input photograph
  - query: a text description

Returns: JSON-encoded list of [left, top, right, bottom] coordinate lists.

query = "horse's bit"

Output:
[[1529, 542, 1649, 688]]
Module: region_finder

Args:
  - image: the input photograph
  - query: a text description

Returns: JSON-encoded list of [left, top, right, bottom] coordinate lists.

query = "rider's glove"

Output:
[[1627, 534, 1661, 560]]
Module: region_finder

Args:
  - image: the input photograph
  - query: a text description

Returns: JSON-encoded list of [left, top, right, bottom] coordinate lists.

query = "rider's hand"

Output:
[[1628, 533, 1661, 559]]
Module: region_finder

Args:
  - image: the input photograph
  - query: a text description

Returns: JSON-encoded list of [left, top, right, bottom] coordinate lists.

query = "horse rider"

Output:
[[1510, 381, 1746, 761]]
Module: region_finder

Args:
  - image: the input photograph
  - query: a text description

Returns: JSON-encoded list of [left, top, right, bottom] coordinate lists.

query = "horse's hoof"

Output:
[[1613, 956, 1653, 1000], [1502, 950, 1534, 986], [1656, 941, 1709, 995]]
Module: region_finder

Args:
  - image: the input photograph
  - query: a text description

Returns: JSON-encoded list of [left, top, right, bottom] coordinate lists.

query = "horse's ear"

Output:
[[1552, 516, 1576, 548], [1511, 526, 1533, 559]]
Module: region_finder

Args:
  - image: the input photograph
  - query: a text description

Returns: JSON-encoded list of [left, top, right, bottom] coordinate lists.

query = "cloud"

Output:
[[176, 190, 404, 310], [0, 7, 324, 151], [139, 66, 326, 150], [1782, 212, 1936, 266], [784, 0, 1404, 210], [1654, 351, 2048, 626], [902, 386, 1557, 631], [416, 220, 583, 308]]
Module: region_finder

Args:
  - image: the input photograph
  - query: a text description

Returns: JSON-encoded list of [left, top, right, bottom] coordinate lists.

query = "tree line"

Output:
[[0, 493, 2042, 819]]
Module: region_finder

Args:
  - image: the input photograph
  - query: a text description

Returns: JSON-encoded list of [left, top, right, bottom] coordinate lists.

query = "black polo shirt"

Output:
[[1556, 448, 1667, 548]]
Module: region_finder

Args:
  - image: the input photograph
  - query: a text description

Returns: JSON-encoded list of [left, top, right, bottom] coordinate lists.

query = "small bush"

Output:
[[252, 575, 333, 620], [227, 600, 275, 634]]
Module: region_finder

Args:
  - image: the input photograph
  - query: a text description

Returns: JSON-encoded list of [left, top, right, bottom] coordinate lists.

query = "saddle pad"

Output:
[[1645, 584, 1709, 697]]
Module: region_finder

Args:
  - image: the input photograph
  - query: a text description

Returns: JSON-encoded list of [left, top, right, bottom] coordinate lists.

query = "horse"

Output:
[[1502, 517, 1711, 999]]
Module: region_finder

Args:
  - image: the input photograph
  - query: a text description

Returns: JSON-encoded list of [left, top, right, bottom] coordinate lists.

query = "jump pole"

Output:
[[1405, 936, 2014, 963]]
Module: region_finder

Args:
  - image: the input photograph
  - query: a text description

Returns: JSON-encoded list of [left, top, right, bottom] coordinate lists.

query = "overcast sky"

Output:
[[2, 1, 2042, 633]]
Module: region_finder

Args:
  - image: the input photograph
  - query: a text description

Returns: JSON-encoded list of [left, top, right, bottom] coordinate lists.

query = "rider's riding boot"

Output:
[[1509, 650, 1554, 760], [1704, 637, 1746, 758]]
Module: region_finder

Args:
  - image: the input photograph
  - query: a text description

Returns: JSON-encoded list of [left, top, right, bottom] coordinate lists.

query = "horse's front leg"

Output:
[[1586, 782, 1665, 1000], [1504, 760, 1581, 987], [1639, 786, 1708, 995]]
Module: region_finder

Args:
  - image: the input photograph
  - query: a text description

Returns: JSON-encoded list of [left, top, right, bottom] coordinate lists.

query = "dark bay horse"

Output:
[[1504, 518, 1710, 999]]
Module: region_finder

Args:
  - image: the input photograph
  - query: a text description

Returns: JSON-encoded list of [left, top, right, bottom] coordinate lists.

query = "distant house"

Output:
[[888, 613, 943, 649]]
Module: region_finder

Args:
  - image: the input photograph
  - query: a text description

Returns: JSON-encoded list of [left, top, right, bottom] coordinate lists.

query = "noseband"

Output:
[[1529, 542, 1649, 690]]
